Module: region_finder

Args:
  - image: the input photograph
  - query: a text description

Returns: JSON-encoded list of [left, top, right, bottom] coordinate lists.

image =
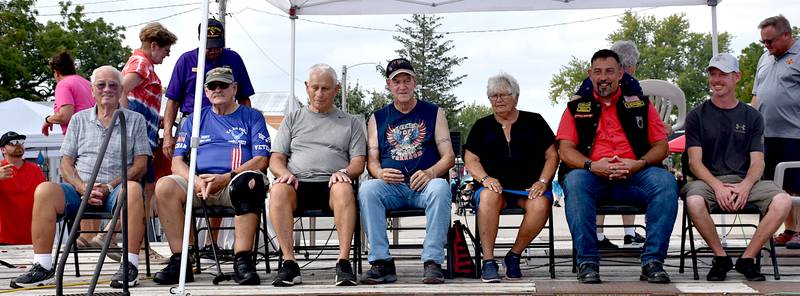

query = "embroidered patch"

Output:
[[576, 102, 592, 113], [624, 100, 645, 108], [623, 95, 640, 102], [575, 114, 593, 118]]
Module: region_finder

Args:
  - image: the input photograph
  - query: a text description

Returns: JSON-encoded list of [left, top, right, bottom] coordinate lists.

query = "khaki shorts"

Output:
[[681, 175, 785, 215], [164, 170, 267, 208]]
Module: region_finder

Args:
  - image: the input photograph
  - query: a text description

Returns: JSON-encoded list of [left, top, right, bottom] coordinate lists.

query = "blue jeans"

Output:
[[563, 167, 678, 267], [358, 178, 451, 264]]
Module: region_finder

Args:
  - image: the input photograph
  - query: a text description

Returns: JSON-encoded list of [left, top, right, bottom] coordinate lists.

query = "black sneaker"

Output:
[[639, 261, 670, 283], [735, 257, 766, 281], [361, 259, 397, 285], [10, 263, 54, 288], [233, 252, 260, 285], [272, 260, 302, 286], [623, 232, 646, 248], [110, 261, 139, 288], [422, 260, 445, 284], [597, 237, 619, 249], [503, 251, 522, 280], [335, 259, 357, 286], [577, 262, 601, 284], [707, 256, 733, 281], [153, 253, 194, 285]]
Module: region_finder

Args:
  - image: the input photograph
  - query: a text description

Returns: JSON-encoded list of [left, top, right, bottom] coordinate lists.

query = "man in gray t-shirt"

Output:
[[683, 53, 791, 282], [268, 64, 366, 287]]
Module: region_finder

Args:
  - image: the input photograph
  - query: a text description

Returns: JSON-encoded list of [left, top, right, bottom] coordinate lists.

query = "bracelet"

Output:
[[480, 175, 490, 183], [45, 115, 52, 124], [337, 168, 349, 176], [105, 183, 113, 193], [538, 178, 549, 185]]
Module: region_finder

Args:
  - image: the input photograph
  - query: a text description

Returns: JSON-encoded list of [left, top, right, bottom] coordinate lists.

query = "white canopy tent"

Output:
[[174, 1, 722, 294], [262, 0, 722, 101], [0, 98, 64, 180]]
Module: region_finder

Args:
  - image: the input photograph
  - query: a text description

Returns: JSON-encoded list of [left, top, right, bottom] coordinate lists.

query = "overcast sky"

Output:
[[33, 0, 800, 128]]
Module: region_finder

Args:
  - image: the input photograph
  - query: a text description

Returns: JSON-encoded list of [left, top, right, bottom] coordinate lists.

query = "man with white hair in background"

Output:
[[10, 66, 151, 289], [269, 64, 366, 287], [573, 40, 648, 249]]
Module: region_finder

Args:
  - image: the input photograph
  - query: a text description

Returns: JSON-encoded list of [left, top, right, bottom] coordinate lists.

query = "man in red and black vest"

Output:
[[556, 49, 678, 284]]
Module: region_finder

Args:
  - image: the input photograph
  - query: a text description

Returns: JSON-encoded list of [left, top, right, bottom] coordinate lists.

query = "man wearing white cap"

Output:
[[683, 53, 792, 281]]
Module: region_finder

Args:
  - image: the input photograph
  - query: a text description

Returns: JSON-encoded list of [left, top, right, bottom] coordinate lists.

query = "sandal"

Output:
[[75, 237, 102, 249]]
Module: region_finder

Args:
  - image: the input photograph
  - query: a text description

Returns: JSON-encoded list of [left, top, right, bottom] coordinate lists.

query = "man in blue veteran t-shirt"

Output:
[[153, 67, 270, 286]]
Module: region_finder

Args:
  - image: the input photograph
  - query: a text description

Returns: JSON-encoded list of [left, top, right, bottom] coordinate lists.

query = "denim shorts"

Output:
[[61, 183, 123, 220]]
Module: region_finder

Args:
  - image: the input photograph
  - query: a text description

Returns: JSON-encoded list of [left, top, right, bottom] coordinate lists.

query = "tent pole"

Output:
[[290, 7, 297, 102], [173, 1, 211, 295], [710, 0, 719, 55]]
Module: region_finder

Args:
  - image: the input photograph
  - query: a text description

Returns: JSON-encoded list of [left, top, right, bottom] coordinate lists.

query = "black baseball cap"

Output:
[[199, 18, 225, 49], [0, 131, 25, 146], [385, 58, 416, 79]]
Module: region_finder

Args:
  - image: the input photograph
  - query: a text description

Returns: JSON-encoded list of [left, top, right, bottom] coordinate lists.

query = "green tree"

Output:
[[451, 102, 492, 147], [0, 0, 130, 101], [391, 14, 467, 125], [548, 11, 732, 109], [736, 42, 764, 103]]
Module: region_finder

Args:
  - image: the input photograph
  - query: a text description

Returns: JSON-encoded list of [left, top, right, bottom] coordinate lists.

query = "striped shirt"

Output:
[[122, 49, 162, 151], [61, 107, 152, 184]]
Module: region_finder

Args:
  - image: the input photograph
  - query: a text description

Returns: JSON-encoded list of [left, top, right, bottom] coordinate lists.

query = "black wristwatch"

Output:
[[583, 159, 593, 170]]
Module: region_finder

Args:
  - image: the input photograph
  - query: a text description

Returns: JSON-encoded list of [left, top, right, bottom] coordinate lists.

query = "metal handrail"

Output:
[[55, 109, 130, 296]]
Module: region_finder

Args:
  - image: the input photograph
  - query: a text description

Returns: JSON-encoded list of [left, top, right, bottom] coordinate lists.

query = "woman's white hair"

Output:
[[308, 63, 339, 85], [90, 65, 123, 83], [486, 72, 520, 97], [610, 40, 640, 69]]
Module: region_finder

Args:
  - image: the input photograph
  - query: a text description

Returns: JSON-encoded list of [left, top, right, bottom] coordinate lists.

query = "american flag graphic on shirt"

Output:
[[231, 144, 242, 170]]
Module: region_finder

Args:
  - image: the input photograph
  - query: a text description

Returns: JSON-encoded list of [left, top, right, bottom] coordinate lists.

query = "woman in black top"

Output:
[[464, 72, 558, 282]]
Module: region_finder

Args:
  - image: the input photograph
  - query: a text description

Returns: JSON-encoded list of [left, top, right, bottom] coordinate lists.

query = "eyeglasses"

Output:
[[205, 82, 231, 90], [6, 139, 24, 146], [93, 81, 120, 90], [488, 93, 513, 101], [760, 32, 786, 46]]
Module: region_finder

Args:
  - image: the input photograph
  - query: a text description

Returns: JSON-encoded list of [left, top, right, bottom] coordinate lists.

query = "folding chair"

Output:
[[55, 206, 153, 277], [679, 200, 780, 280], [474, 206, 556, 279], [275, 209, 362, 274], [386, 208, 454, 278], [190, 206, 270, 274], [570, 205, 647, 273]]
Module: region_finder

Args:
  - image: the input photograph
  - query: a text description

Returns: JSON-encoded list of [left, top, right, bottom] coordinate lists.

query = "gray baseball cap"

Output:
[[707, 53, 739, 73]]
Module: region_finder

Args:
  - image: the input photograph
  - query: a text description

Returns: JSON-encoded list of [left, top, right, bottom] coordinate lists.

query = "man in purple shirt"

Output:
[[162, 18, 255, 159]]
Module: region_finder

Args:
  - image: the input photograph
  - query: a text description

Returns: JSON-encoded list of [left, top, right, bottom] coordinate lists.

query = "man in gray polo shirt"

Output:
[[751, 15, 800, 249], [269, 64, 366, 287], [11, 66, 151, 289]]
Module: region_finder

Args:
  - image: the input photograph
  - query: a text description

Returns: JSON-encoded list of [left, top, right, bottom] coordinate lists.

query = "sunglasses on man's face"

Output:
[[93, 81, 120, 90], [6, 139, 24, 146], [206, 82, 231, 90]]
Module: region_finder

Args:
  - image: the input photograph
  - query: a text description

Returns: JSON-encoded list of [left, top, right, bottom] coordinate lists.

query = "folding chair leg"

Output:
[[679, 204, 687, 274], [769, 238, 780, 280], [474, 211, 483, 278], [261, 209, 271, 274], [548, 213, 555, 279], [687, 217, 699, 280]]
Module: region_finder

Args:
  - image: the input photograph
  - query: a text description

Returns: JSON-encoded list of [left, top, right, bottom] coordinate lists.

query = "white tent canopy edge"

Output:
[[263, 0, 721, 102]]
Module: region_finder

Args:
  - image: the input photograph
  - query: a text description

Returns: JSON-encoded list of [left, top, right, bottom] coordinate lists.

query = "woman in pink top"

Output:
[[42, 50, 95, 136]]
